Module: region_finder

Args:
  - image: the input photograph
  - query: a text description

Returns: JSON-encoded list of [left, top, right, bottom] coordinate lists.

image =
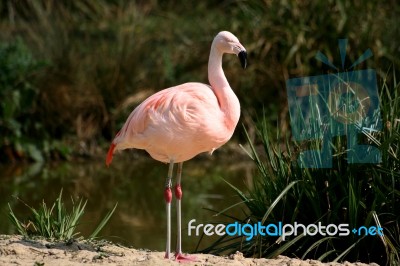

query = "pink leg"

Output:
[[164, 161, 174, 259], [174, 162, 197, 262]]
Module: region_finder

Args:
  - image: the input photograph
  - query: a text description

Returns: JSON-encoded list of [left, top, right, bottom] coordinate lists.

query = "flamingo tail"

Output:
[[106, 143, 116, 167]]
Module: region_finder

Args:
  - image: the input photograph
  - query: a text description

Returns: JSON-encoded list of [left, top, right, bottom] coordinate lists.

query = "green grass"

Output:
[[8, 189, 117, 241], [198, 72, 400, 265]]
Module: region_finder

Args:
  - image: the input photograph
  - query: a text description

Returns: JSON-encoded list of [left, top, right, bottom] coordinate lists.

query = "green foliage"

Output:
[[0, 1, 398, 160], [0, 38, 74, 162], [8, 189, 117, 240], [0, 38, 46, 161], [199, 75, 400, 265]]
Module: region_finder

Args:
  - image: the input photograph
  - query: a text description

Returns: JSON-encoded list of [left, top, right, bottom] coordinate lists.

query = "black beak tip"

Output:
[[238, 51, 247, 69]]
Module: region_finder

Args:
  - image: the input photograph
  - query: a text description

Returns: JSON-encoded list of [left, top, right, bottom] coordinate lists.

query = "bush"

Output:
[[199, 74, 400, 265], [0, 38, 47, 162]]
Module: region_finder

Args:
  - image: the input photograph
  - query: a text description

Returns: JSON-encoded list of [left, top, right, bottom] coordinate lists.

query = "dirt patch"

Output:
[[0, 235, 379, 266]]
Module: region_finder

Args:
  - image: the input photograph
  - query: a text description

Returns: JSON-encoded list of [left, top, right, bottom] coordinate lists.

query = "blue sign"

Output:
[[286, 39, 381, 168]]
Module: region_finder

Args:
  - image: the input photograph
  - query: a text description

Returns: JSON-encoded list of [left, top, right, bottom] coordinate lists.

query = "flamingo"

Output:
[[106, 31, 247, 262]]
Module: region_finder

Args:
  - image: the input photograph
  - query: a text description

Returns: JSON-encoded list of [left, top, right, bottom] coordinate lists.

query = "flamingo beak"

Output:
[[238, 50, 247, 69]]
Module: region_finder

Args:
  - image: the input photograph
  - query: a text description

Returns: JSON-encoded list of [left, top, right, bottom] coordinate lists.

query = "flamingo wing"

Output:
[[106, 82, 225, 165]]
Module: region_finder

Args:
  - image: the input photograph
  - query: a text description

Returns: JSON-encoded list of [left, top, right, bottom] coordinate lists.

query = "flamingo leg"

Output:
[[174, 162, 197, 262], [175, 162, 183, 255], [164, 161, 174, 259]]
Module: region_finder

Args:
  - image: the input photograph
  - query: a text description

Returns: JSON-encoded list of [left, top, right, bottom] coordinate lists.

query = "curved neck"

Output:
[[207, 42, 240, 131], [208, 45, 229, 91]]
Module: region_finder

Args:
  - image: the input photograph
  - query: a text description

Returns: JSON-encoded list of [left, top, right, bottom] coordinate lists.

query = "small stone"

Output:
[[137, 256, 146, 262], [229, 251, 244, 260]]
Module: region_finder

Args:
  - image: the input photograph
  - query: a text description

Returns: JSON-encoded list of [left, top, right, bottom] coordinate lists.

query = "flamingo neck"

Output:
[[208, 44, 240, 131], [208, 46, 229, 91]]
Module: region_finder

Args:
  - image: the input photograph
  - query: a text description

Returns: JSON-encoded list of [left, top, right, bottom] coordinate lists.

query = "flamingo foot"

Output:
[[164, 251, 171, 259], [175, 253, 198, 263]]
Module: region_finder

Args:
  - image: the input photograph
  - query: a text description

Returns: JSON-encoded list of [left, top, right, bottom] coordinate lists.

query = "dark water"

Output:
[[0, 151, 254, 252]]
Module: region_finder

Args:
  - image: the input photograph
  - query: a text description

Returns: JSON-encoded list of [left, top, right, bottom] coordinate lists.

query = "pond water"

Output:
[[0, 150, 254, 252]]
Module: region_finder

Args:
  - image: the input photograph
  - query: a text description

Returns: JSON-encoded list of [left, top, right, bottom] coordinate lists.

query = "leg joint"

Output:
[[175, 185, 182, 200], [164, 187, 172, 203]]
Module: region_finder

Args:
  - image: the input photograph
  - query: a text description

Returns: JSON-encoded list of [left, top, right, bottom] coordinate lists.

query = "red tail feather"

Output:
[[106, 143, 116, 167]]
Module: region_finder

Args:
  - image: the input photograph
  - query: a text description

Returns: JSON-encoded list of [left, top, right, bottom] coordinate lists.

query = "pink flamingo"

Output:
[[106, 31, 247, 262]]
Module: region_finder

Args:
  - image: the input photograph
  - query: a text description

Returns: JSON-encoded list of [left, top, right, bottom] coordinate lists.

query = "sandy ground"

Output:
[[0, 235, 380, 266]]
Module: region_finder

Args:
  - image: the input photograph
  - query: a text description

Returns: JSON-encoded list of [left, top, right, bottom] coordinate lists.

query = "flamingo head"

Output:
[[214, 31, 247, 69]]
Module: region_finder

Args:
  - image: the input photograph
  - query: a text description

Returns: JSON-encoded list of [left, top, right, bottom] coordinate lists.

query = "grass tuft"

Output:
[[8, 189, 117, 241]]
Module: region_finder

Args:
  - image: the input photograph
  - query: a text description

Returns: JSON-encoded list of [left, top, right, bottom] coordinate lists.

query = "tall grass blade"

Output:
[[301, 236, 337, 259], [266, 234, 304, 258], [333, 237, 364, 262], [261, 181, 300, 224], [8, 203, 28, 237], [89, 202, 118, 239]]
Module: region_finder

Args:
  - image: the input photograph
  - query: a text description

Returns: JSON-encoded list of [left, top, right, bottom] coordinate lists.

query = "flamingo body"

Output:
[[107, 82, 239, 163]]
